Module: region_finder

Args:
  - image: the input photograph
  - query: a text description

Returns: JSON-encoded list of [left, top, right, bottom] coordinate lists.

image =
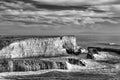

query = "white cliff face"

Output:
[[0, 36, 77, 58]]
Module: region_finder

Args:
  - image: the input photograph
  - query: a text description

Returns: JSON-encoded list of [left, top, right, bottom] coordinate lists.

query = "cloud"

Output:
[[1, 0, 120, 11], [0, 9, 117, 27], [0, 0, 119, 32], [1, 0, 119, 11], [93, 4, 120, 11], [0, 0, 36, 10], [91, 4, 120, 17], [33, 0, 119, 6]]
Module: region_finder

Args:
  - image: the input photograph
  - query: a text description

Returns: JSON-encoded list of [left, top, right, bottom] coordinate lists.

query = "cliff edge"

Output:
[[0, 36, 77, 58]]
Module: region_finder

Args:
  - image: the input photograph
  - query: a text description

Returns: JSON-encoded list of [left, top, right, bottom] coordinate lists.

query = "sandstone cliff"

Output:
[[0, 36, 77, 58]]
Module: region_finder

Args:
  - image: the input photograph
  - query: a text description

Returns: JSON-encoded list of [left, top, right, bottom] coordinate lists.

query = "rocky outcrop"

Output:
[[66, 59, 107, 70], [0, 36, 77, 58], [87, 47, 120, 60], [0, 57, 107, 72], [13, 59, 67, 72], [0, 58, 67, 72], [0, 59, 9, 72]]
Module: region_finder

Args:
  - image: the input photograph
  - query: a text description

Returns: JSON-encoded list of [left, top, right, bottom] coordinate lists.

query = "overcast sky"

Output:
[[0, 0, 120, 35], [32, 0, 120, 5]]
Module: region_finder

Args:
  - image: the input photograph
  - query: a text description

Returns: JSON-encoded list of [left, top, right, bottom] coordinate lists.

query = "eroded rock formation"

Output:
[[87, 47, 120, 60], [0, 58, 68, 72]]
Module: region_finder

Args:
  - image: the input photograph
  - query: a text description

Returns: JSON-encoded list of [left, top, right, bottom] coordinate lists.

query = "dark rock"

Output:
[[13, 59, 54, 71], [68, 58, 85, 66], [86, 53, 94, 59], [88, 47, 120, 54]]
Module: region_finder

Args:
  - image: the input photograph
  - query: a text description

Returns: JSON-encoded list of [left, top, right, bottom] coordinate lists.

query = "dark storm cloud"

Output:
[[1, 0, 120, 10], [0, 0, 120, 13], [32, 0, 119, 6], [0, 0, 89, 10]]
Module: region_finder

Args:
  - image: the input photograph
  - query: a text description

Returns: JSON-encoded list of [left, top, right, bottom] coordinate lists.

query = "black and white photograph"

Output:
[[0, 0, 120, 80]]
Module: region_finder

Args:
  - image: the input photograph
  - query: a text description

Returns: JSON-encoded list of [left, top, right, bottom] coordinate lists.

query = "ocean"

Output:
[[76, 34, 120, 48]]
